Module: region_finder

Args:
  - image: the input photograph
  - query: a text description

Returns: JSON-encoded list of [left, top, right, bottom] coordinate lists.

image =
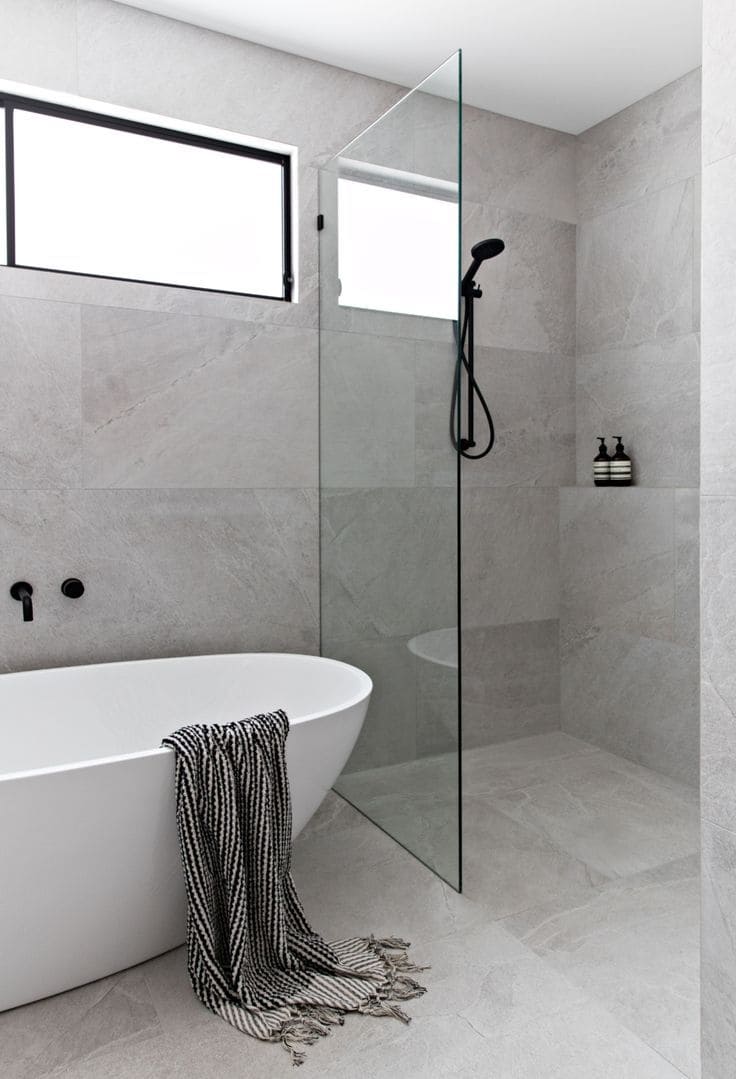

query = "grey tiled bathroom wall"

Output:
[[560, 70, 701, 786], [0, 0, 404, 671], [0, 0, 701, 793], [701, 0, 736, 1063]]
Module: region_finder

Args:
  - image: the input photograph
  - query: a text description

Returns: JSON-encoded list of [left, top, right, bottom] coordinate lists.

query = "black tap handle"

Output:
[[61, 578, 85, 599]]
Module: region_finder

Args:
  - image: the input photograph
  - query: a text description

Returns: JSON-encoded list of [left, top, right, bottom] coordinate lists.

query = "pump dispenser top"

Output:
[[594, 437, 611, 487], [610, 437, 632, 486]]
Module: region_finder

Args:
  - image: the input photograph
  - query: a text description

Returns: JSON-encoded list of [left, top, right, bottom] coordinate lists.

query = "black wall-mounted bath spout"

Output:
[[10, 581, 33, 622]]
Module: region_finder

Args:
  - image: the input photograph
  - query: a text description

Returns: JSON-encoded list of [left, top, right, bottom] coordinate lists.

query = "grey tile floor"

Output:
[[1, 733, 700, 1078]]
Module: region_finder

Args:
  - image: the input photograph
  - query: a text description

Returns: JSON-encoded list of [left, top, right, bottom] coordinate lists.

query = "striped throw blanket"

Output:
[[162, 710, 427, 1066]]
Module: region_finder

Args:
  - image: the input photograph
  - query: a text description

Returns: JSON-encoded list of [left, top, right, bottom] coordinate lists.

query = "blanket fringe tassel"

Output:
[[277, 937, 428, 1066]]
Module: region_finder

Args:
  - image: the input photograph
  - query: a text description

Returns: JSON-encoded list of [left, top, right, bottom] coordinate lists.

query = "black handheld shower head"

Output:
[[452, 235, 506, 461], [461, 237, 505, 294]]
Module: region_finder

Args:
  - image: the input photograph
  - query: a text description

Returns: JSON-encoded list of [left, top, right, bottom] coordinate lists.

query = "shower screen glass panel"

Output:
[[319, 53, 462, 890]]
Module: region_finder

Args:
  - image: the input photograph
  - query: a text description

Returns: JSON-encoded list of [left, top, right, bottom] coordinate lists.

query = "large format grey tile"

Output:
[[575, 334, 700, 488], [702, 156, 736, 494], [488, 750, 699, 878], [455, 348, 575, 489], [702, 154, 736, 344], [702, 821, 736, 1078], [0, 973, 120, 1078], [320, 331, 415, 488], [462, 732, 599, 799], [702, 498, 736, 719], [335, 780, 460, 888], [461, 620, 560, 748], [321, 487, 456, 642], [577, 179, 696, 353], [462, 487, 560, 629], [51, 1033, 181, 1079], [462, 797, 608, 916], [703, 0, 736, 164], [560, 487, 676, 642], [560, 627, 699, 786], [293, 821, 483, 947], [675, 488, 700, 651], [502, 857, 700, 1078], [560, 488, 699, 786], [0, 297, 81, 490], [0, 0, 77, 91], [81, 308, 317, 488], [577, 70, 701, 220], [702, 498, 736, 830], [2, 970, 161, 1079], [462, 203, 576, 355], [413, 99, 576, 221], [460, 108, 577, 221], [702, 673, 736, 833], [454, 1000, 688, 1078], [414, 340, 461, 489], [0, 488, 319, 672]]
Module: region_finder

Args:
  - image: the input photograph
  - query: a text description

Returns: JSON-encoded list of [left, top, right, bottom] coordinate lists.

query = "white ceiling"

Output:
[[116, 0, 702, 134]]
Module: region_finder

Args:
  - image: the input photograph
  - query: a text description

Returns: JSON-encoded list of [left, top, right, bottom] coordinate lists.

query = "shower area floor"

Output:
[[1, 733, 699, 1079]]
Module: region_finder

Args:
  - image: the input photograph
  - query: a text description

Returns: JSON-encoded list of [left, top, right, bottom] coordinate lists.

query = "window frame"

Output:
[[1, 92, 294, 302]]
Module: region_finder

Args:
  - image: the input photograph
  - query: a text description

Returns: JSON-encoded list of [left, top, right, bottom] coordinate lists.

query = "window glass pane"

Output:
[[11, 109, 285, 297], [337, 177, 457, 320]]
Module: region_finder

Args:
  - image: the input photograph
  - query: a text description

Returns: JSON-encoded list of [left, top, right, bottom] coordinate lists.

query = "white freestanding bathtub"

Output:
[[0, 653, 371, 1012]]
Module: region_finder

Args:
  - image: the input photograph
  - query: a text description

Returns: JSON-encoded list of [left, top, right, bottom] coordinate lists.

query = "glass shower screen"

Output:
[[318, 53, 462, 889]]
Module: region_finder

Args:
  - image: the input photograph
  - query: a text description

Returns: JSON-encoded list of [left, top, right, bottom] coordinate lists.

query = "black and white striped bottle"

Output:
[[594, 438, 611, 486], [610, 437, 632, 486]]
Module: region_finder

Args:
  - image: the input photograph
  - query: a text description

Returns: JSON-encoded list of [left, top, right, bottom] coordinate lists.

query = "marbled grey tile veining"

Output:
[[560, 627, 699, 786], [702, 821, 736, 1076], [463, 202, 576, 355], [702, 498, 736, 720], [703, 0, 736, 164], [702, 156, 736, 495], [462, 487, 560, 629], [489, 749, 699, 878], [321, 486, 456, 642], [577, 179, 696, 353], [460, 108, 576, 220], [501, 856, 700, 1077], [464, 348, 575, 488], [82, 307, 317, 488], [0, 296, 81, 490], [560, 487, 676, 642], [320, 330, 415, 488], [577, 70, 701, 221], [461, 620, 560, 748]]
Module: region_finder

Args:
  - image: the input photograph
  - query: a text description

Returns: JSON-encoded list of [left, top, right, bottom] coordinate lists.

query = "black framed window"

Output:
[[1, 94, 293, 301]]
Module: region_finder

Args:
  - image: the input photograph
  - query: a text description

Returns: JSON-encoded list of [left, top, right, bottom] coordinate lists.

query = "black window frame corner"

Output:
[[0, 91, 295, 304]]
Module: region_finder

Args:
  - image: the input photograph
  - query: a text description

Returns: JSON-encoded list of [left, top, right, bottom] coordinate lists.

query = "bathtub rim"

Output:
[[0, 651, 372, 784]]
